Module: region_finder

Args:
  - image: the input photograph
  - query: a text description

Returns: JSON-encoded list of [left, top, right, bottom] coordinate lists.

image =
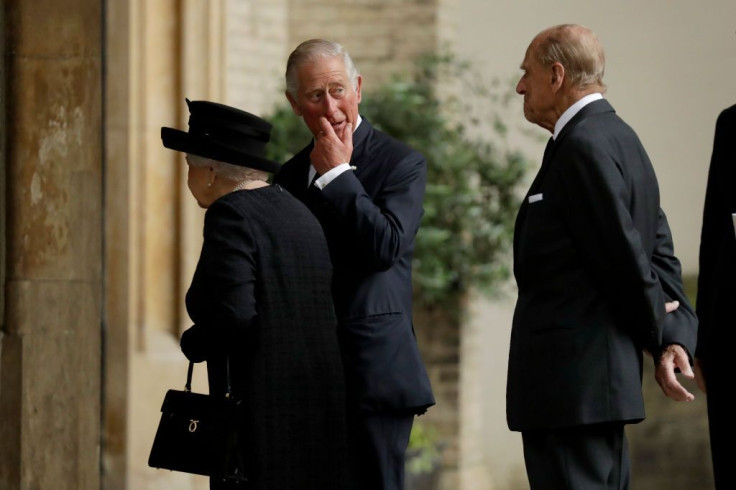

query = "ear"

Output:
[[285, 91, 302, 117], [355, 75, 363, 104], [550, 63, 565, 92]]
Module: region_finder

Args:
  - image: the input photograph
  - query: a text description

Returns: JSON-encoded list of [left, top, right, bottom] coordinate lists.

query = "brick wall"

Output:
[[414, 306, 462, 489], [225, 0, 289, 116], [286, 0, 446, 88]]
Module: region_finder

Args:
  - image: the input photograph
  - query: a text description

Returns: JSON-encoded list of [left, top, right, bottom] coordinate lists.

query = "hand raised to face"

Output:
[[310, 116, 353, 175]]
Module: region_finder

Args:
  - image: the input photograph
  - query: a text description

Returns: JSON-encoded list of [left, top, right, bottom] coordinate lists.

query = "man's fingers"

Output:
[[669, 384, 695, 402], [342, 122, 353, 146], [317, 117, 336, 139], [670, 381, 695, 401], [667, 344, 695, 378], [656, 346, 695, 402], [676, 357, 695, 379], [656, 369, 694, 401]]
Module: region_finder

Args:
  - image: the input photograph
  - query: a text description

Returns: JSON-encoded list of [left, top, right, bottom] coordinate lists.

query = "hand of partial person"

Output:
[[654, 343, 695, 402], [180, 324, 209, 363], [694, 358, 707, 394], [310, 116, 353, 175]]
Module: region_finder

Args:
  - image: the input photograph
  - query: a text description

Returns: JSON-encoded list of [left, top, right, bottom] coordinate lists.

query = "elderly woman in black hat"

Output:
[[161, 100, 348, 489]]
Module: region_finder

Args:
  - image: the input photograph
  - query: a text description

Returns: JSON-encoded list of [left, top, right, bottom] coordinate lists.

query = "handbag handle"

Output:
[[184, 358, 233, 398]]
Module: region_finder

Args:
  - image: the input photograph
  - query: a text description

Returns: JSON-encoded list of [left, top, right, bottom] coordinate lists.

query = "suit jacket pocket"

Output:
[[338, 313, 434, 412]]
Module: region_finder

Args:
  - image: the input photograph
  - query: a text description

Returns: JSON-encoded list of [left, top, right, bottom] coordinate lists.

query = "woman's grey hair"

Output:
[[285, 39, 360, 99], [186, 154, 267, 182], [535, 24, 607, 93]]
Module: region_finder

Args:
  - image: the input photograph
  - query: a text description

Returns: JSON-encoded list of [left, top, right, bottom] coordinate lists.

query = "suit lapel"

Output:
[[347, 117, 371, 172], [514, 137, 554, 255], [529, 137, 555, 195], [513, 99, 616, 257]]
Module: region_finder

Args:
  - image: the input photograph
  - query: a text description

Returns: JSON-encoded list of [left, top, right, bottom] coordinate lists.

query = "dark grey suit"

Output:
[[274, 117, 435, 490], [507, 99, 696, 488]]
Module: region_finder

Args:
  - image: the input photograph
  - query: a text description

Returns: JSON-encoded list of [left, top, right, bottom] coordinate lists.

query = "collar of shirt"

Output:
[[553, 93, 603, 140], [308, 115, 363, 184]]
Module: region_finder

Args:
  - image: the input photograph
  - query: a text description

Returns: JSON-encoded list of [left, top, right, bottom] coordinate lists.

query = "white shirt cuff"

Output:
[[314, 163, 352, 190]]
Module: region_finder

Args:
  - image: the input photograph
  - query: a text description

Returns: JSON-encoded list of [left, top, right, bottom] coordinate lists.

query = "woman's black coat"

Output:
[[184, 185, 348, 489]]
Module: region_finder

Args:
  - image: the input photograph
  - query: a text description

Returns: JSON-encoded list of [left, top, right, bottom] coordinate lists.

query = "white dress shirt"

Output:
[[553, 93, 603, 140]]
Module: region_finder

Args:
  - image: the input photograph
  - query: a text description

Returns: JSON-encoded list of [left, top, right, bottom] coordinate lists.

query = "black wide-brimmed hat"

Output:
[[161, 99, 281, 173]]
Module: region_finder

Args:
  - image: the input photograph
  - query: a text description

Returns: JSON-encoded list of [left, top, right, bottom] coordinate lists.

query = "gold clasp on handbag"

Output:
[[188, 419, 199, 432]]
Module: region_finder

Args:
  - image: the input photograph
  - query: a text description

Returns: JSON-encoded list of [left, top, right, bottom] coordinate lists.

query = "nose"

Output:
[[516, 78, 525, 95], [322, 94, 338, 117]]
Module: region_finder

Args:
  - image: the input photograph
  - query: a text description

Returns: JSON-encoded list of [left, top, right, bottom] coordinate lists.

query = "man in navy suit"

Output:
[[274, 39, 435, 490], [507, 24, 698, 489], [695, 104, 736, 489]]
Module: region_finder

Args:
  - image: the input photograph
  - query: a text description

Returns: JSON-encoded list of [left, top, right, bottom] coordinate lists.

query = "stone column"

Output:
[[0, 0, 7, 346], [103, 0, 133, 487], [0, 0, 103, 489]]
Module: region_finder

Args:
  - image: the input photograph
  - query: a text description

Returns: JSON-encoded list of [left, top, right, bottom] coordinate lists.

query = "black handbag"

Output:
[[148, 359, 248, 484]]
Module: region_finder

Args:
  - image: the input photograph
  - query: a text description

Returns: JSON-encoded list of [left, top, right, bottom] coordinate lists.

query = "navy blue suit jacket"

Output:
[[274, 117, 435, 414]]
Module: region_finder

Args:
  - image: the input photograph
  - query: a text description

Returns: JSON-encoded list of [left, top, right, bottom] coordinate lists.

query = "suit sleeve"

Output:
[[554, 137, 664, 351], [185, 199, 258, 353], [319, 150, 427, 271], [651, 208, 697, 359]]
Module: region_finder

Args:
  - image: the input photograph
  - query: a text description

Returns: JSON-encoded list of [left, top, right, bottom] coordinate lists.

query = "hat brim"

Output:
[[161, 127, 281, 173]]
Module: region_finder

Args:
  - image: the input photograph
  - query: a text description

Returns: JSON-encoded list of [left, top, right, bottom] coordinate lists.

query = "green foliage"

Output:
[[406, 420, 442, 475], [265, 52, 531, 316], [265, 104, 313, 164]]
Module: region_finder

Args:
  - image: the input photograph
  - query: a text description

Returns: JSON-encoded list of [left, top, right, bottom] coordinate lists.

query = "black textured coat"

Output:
[[185, 185, 348, 489]]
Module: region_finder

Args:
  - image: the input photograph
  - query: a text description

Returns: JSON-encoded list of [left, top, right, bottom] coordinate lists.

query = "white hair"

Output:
[[185, 154, 267, 182], [285, 39, 360, 99]]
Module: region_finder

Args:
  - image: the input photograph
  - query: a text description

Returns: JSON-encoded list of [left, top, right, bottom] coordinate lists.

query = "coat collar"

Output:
[[555, 98, 615, 145], [352, 115, 371, 149]]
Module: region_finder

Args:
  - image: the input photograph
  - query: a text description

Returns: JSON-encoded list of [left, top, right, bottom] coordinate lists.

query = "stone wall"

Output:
[[285, 0, 450, 89], [413, 308, 460, 482], [0, 0, 6, 369], [225, 0, 288, 115], [0, 1, 103, 488]]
